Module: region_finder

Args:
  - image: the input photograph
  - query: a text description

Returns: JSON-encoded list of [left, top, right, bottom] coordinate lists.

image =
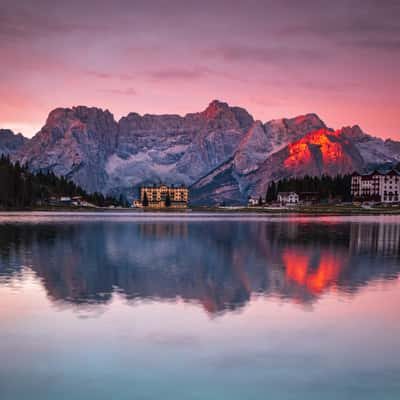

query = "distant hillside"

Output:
[[0, 129, 29, 156], [0, 155, 124, 209]]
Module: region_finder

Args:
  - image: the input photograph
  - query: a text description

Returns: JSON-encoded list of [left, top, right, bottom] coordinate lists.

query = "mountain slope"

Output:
[[0, 129, 29, 156], [106, 100, 253, 196], [18, 107, 119, 193], [190, 115, 328, 204], [340, 125, 400, 167], [247, 127, 365, 197], [190, 126, 387, 205]]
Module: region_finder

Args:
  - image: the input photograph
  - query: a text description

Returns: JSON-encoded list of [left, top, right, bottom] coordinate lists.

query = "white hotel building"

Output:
[[351, 169, 400, 203]]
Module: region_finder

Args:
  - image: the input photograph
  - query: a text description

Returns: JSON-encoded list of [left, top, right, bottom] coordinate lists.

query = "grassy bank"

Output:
[[191, 204, 400, 215], [1, 204, 400, 215]]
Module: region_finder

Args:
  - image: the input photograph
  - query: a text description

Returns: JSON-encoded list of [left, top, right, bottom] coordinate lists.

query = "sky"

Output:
[[0, 0, 399, 139]]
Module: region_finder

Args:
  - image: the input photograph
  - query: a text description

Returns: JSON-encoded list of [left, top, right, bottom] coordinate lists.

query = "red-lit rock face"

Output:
[[283, 128, 358, 173], [230, 126, 368, 202], [284, 142, 312, 169]]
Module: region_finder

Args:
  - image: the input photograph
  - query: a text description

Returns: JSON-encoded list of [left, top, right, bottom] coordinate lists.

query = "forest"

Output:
[[0, 155, 126, 209], [264, 174, 352, 203]]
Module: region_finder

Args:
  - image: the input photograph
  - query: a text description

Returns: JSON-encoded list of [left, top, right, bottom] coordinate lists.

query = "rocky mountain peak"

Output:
[[339, 125, 367, 141], [16, 106, 119, 193], [293, 113, 325, 125], [200, 100, 254, 131], [45, 106, 115, 125], [202, 100, 230, 118]]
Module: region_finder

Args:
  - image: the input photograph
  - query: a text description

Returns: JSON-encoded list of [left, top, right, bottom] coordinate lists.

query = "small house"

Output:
[[133, 200, 142, 208], [277, 192, 299, 205], [247, 197, 259, 206]]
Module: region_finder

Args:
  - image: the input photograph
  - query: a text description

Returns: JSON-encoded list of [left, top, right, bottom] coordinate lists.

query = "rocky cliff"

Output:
[[107, 100, 253, 197], [190, 125, 400, 204], [18, 107, 118, 193], [16, 100, 254, 197], [7, 100, 400, 204]]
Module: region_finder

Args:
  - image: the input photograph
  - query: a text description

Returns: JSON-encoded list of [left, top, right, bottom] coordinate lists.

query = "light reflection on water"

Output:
[[0, 214, 399, 399]]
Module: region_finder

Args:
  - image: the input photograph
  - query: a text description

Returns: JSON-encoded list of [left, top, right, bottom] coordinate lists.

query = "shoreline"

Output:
[[1, 205, 400, 216]]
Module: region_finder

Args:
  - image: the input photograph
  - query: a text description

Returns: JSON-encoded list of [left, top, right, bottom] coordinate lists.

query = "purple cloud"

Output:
[[205, 46, 324, 64], [98, 88, 137, 96], [147, 67, 209, 81]]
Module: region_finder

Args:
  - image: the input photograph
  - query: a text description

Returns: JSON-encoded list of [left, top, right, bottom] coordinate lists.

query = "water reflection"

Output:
[[0, 218, 399, 314]]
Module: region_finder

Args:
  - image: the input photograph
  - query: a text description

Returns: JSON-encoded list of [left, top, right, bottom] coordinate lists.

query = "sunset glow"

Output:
[[284, 128, 353, 169], [0, 0, 399, 138]]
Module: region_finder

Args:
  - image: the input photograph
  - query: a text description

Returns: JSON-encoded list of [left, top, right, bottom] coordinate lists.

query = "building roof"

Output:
[[140, 184, 188, 189], [278, 192, 298, 196], [352, 169, 400, 177]]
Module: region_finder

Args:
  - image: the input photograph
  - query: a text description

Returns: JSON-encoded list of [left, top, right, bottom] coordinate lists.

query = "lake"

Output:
[[0, 213, 399, 400]]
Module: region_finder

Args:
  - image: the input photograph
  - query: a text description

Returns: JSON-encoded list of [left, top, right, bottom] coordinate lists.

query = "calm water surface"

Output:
[[0, 213, 399, 400]]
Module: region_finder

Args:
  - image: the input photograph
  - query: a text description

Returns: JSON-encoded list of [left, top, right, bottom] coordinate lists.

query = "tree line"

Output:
[[264, 174, 352, 203], [0, 155, 126, 209]]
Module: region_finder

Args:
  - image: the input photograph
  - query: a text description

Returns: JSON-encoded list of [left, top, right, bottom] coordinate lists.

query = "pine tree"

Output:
[[265, 181, 277, 202], [142, 192, 149, 207], [269, 174, 352, 202], [165, 192, 171, 207], [0, 156, 121, 209]]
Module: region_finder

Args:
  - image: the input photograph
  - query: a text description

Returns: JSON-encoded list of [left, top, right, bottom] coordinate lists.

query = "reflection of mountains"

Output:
[[0, 220, 399, 314]]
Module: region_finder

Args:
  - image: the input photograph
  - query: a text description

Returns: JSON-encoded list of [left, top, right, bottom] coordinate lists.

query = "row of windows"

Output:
[[384, 196, 399, 201], [144, 196, 188, 201]]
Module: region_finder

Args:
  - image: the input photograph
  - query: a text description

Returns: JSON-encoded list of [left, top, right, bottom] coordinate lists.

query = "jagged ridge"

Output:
[[191, 126, 400, 205], [1, 100, 399, 204]]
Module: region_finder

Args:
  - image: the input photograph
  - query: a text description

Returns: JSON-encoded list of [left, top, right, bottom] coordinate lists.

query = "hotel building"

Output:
[[351, 169, 400, 203], [135, 184, 189, 208]]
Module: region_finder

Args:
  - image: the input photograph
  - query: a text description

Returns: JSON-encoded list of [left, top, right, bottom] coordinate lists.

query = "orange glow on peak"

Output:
[[284, 128, 350, 169], [284, 142, 312, 168], [294, 115, 307, 123]]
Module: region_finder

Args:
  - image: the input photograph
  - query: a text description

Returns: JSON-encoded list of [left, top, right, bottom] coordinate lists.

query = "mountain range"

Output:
[[1, 100, 399, 204]]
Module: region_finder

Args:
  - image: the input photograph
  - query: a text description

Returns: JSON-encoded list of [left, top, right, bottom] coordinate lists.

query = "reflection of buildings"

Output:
[[138, 221, 188, 239], [350, 222, 400, 254], [0, 219, 399, 315]]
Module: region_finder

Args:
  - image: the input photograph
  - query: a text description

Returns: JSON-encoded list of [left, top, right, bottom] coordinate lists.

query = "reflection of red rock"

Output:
[[200, 297, 219, 314], [283, 248, 341, 295]]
